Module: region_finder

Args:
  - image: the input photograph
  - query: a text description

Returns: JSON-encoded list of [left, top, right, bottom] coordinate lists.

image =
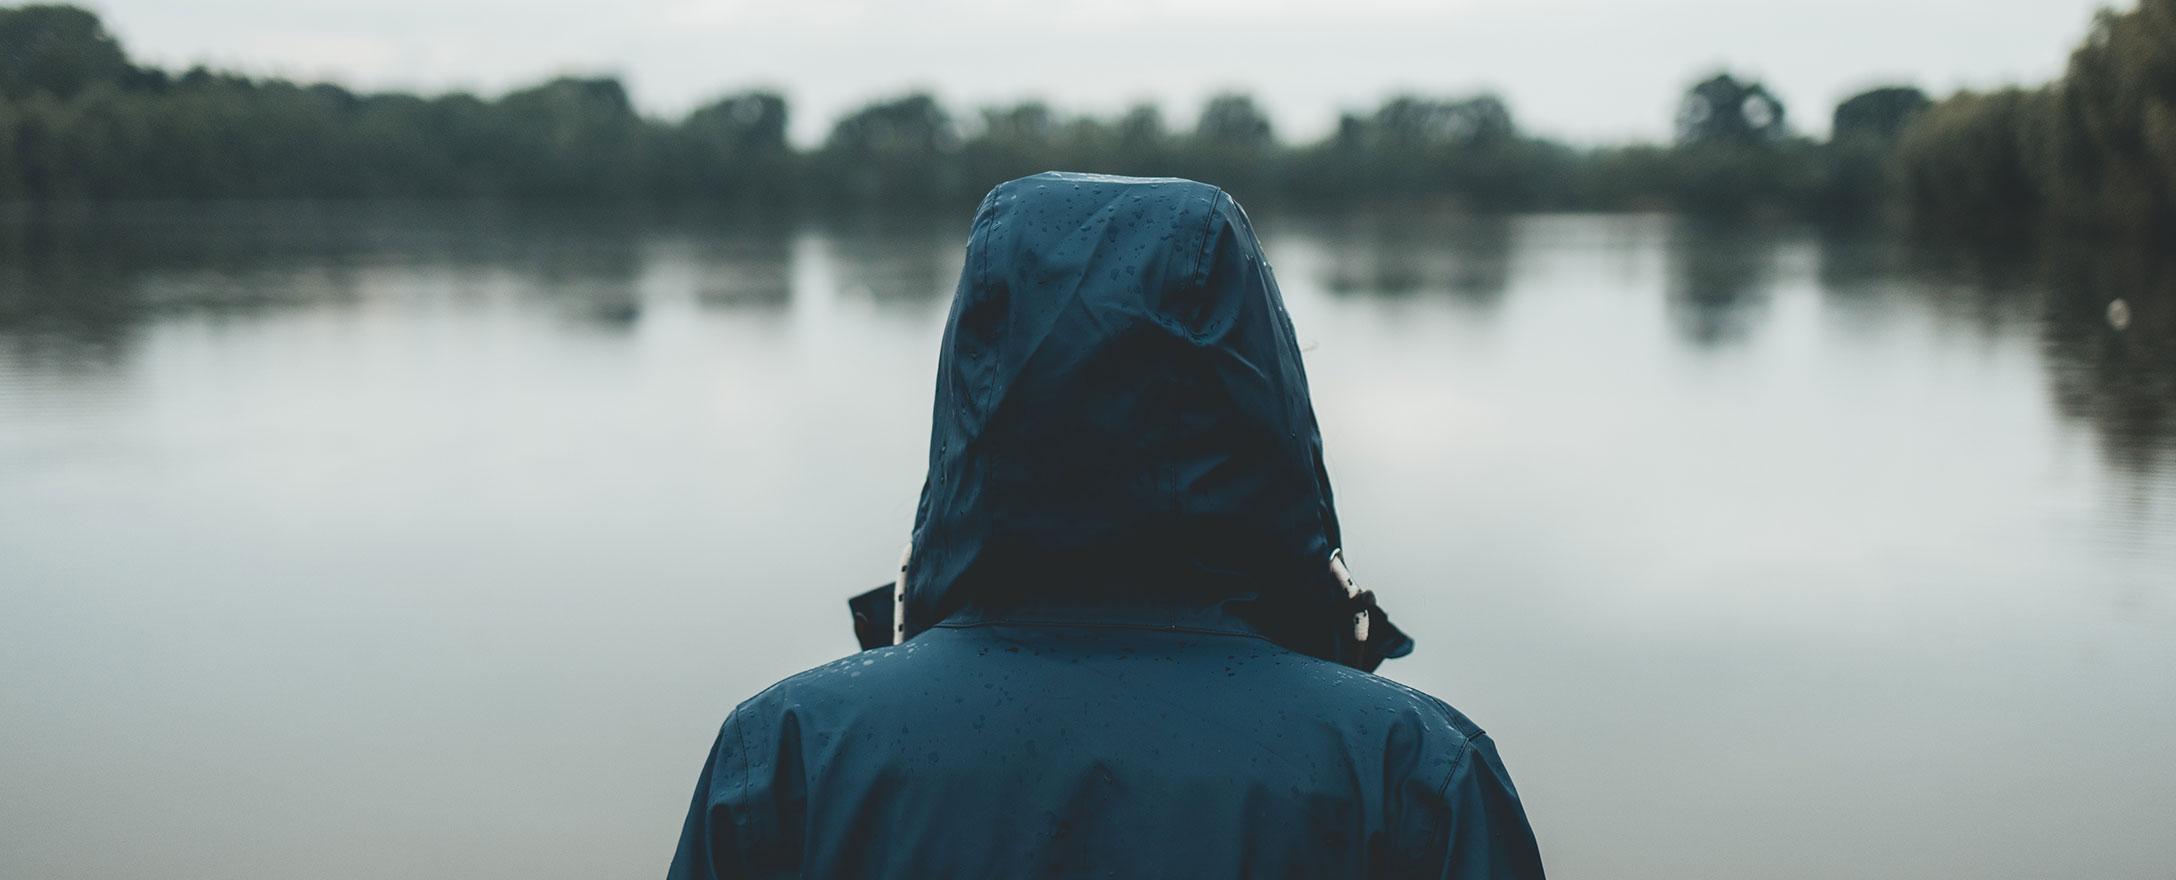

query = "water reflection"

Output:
[[5, 206, 2172, 451], [1306, 209, 1513, 306], [2033, 243, 2176, 477], [825, 210, 968, 307], [4, 205, 2171, 487], [690, 220, 793, 311], [506, 210, 646, 331], [1816, 230, 2009, 353], [0, 204, 828, 357], [1808, 228, 2176, 478], [0, 203, 364, 368], [1665, 217, 1777, 345]]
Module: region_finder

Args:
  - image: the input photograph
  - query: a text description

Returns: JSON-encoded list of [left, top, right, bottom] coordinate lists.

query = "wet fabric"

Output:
[[668, 172, 1543, 879]]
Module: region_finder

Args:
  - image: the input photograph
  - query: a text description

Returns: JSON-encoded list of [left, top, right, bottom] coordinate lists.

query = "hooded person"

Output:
[[667, 172, 1544, 879]]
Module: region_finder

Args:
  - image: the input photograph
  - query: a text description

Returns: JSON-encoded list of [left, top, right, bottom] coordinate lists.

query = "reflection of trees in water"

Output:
[[689, 219, 792, 311], [1815, 230, 2176, 481], [501, 207, 645, 330], [0, 203, 827, 366], [1814, 228, 2044, 338], [2032, 244, 2176, 477], [2025, 244, 2176, 605], [825, 210, 969, 307], [1311, 209, 1512, 306], [0, 217, 146, 368], [1664, 217, 1778, 346], [0, 203, 378, 368]]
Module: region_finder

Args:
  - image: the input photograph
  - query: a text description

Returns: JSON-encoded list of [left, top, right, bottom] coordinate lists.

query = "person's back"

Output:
[[669, 172, 1543, 879]]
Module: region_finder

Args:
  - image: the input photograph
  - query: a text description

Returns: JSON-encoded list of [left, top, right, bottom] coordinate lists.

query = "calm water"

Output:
[[2, 203, 2172, 879]]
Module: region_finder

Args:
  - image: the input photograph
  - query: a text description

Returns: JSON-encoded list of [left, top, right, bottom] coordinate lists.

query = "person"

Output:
[[667, 172, 1544, 879]]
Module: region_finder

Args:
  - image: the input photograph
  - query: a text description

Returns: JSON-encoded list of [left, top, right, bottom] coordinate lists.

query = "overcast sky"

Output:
[[89, 0, 2112, 145]]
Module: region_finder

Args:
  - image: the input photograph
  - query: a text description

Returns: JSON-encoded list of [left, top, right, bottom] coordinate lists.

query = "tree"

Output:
[[1187, 93, 1277, 196], [1194, 93, 1273, 151], [1665, 73, 1804, 217], [684, 91, 786, 155], [1306, 94, 1537, 206], [818, 93, 962, 204], [1116, 104, 1166, 154], [1369, 95, 1514, 150], [1676, 73, 1788, 146], [0, 4, 128, 100], [1895, 88, 2044, 236], [1832, 86, 1931, 142], [1818, 86, 1933, 220], [678, 91, 791, 202], [1897, 0, 2176, 237], [962, 101, 1060, 187], [2029, 0, 2176, 233]]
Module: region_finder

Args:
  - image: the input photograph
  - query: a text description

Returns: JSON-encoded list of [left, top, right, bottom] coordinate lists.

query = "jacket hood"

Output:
[[881, 172, 1408, 667]]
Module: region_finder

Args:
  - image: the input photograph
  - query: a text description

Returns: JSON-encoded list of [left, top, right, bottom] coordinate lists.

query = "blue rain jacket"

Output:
[[668, 173, 1544, 879]]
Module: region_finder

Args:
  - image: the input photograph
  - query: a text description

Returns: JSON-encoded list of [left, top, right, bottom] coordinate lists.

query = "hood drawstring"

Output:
[[892, 545, 911, 646], [1328, 549, 1368, 643]]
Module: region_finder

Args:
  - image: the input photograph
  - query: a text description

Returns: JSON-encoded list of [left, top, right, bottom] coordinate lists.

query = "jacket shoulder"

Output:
[[1282, 649, 1489, 743], [724, 641, 933, 721]]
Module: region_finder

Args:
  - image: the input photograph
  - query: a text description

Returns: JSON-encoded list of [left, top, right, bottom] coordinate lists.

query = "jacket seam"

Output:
[[725, 714, 754, 861], [978, 185, 1001, 412], [1188, 186, 1225, 288], [1426, 706, 1478, 860]]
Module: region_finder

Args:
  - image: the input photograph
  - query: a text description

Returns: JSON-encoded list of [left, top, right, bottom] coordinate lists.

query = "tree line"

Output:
[[1894, 0, 2176, 239], [0, 2, 2168, 238]]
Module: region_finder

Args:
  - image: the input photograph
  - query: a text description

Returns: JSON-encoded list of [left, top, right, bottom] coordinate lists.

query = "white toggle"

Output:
[[893, 544, 911, 646], [1328, 548, 1368, 643]]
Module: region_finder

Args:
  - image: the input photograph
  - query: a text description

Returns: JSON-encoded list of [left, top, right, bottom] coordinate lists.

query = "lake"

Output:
[[2, 202, 2172, 878]]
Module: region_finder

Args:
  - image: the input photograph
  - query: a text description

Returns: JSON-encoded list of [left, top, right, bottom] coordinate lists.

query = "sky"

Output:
[[89, 0, 2114, 145]]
